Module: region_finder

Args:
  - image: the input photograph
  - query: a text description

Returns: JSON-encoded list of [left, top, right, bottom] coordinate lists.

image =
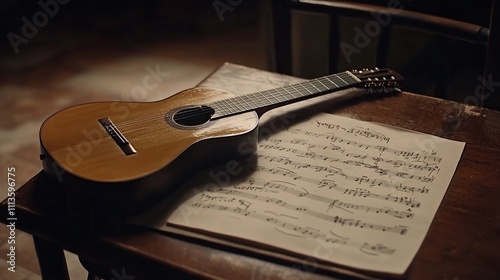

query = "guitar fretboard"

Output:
[[209, 71, 360, 119]]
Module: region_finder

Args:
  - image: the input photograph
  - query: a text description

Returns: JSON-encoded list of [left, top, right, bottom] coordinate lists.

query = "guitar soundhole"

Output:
[[171, 105, 215, 127]]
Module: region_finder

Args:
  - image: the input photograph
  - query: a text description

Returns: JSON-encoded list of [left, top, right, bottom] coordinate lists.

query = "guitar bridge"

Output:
[[99, 117, 137, 156]]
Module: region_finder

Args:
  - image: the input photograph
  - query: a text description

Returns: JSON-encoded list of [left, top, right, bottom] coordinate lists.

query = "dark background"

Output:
[[0, 1, 495, 278]]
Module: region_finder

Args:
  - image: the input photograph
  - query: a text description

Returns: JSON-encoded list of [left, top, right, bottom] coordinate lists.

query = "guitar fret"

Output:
[[337, 73, 350, 86], [280, 86, 297, 99], [270, 88, 283, 103], [280, 86, 295, 101], [252, 92, 267, 107], [235, 96, 248, 109], [344, 74, 359, 85], [213, 101, 224, 113], [315, 79, 330, 91], [325, 76, 339, 88], [212, 102, 228, 117], [241, 94, 255, 108], [309, 82, 321, 92], [298, 85, 310, 96], [283, 89, 292, 100], [224, 99, 238, 114], [289, 84, 305, 99], [261, 91, 274, 106], [277, 87, 290, 102], [331, 74, 343, 85], [298, 83, 316, 95], [267, 89, 278, 104], [298, 83, 314, 95], [220, 103, 231, 115]]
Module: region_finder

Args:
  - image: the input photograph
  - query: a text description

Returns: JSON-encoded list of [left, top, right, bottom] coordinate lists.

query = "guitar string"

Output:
[[113, 73, 358, 128], [114, 73, 356, 128], [115, 87, 354, 130]]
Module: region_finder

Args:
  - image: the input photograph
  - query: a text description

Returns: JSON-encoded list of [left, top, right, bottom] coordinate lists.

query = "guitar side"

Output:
[[39, 87, 259, 216]]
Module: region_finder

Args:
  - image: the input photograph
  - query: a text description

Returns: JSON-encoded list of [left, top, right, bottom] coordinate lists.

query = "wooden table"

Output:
[[2, 63, 500, 279]]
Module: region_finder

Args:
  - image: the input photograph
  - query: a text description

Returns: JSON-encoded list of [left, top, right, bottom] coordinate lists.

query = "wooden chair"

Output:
[[265, 0, 499, 110]]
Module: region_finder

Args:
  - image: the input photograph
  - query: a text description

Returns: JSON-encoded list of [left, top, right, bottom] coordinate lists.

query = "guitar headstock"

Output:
[[350, 68, 403, 94]]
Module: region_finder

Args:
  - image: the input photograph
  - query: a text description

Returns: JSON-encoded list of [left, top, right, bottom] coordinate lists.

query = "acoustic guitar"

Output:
[[39, 68, 402, 216]]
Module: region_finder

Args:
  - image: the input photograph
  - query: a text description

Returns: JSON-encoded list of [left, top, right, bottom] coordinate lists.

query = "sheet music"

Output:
[[139, 113, 465, 275]]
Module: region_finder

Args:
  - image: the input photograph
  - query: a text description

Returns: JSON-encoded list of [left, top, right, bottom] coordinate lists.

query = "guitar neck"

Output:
[[209, 71, 361, 120]]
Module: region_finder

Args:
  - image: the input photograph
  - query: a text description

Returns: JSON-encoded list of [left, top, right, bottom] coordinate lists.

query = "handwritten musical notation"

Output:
[[161, 113, 465, 275]]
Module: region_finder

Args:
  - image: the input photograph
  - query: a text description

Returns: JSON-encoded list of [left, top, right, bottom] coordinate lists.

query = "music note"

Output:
[[360, 243, 396, 256]]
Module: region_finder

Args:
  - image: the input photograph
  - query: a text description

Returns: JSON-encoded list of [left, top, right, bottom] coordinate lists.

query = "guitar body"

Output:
[[40, 87, 259, 217]]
